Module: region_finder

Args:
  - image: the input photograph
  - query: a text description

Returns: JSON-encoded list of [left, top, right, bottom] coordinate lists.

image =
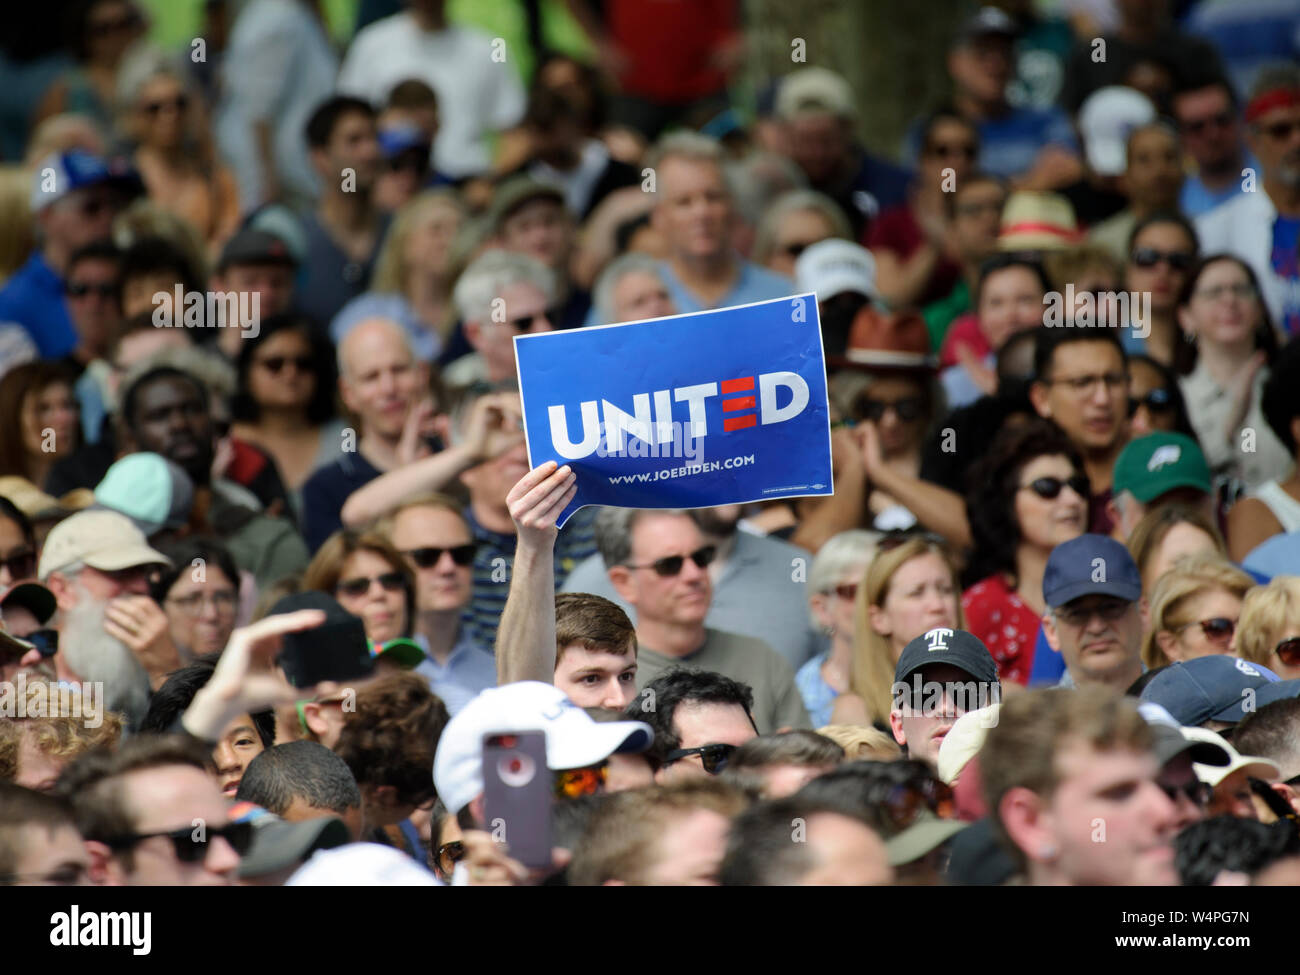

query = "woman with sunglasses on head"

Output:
[[1176, 254, 1290, 489], [1235, 576, 1300, 681], [1121, 211, 1199, 366], [230, 315, 346, 521], [751, 190, 851, 279], [1127, 353, 1197, 438], [1141, 553, 1255, 669], [148, 538, 242, 663], [0, 362, 81, 489], [963, 419, 1088, 684], [301, 530, 415, 652], [830, 535, 964, 729], [117, 47, 239, 252]]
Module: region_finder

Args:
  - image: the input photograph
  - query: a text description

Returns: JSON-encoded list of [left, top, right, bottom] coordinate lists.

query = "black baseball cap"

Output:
[[894, 627, 1000, 686], [218, 228, 297, 272], [956, 6, 1018, 46], [1042, 534, 1142, 609]]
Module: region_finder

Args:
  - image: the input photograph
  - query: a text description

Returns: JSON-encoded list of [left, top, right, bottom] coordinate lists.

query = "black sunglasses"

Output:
[[1130, 247, 1194, 272], [1275, 636, 1300, 668], [257, 355, 313, 375], [857, 396, 924, 423], [65, 281, 117, 299], [1128, 388, 1174, 415], [509, 305, 563, 331], [663, 743, 736, 775], [0, 548, 36, 579], [1160, 779, 1213, 808], [1020, 475, 1089, 501], [625, 545, 716, 577], [105, 821, 253, 863], [1261, 119, 1300, 142], [402, 544, 477, 569], [336, 571, 407, 599]]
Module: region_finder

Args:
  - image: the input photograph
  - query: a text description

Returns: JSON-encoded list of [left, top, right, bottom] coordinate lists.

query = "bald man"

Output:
[[301, 318, 430, 550]]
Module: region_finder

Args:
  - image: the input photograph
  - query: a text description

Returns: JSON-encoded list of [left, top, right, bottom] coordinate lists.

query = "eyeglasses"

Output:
[[554, 762, 608, 799], [143, 94, 189, 116], [1180, 111, 1233, 136], [1044, 372, 1127, 396], [165, 590, 238, 616], [857, 396, 924, 423], [1274, 636, 1300, 668], [402, 544, 477, 569], [434, 840, 465, 879], [832, 582, 858, 601], [508, 305, 563, 331], [94, 564, 163, 588], [0, 548, 36, 579], [1260, 119, 1300, 141], [1054, 599, 1132, 627], [1176, 617, 1236, 642], [0, 862, 90, 886], [780, 240, 820, 258], [104, 821, 253, 863], [663, 743, 736, 775], [1019, 475, 1089, 501], [1194, 282, 1256, 303], [1159, 778, 1214, 808], [1128, 388, 1174, 415], [335, 572, 407, 599], [955, 198, 1005, 218], [1130, 247, 1194, 272], [625, 545, 716, 577], [256, 355, 313, 375], [65, 281, 117, 299]]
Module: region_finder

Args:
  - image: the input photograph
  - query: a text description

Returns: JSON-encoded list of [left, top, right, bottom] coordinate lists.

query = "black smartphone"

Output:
[[277, 617, 374, 688], [482, 731, 552, 870]]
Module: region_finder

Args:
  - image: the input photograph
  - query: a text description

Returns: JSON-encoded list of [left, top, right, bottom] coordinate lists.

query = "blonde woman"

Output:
[[1141, 554, 1256, 669], [1234, 576, 1300, 680], [831, 536, 964, 728], [330, 189, 467, 362]]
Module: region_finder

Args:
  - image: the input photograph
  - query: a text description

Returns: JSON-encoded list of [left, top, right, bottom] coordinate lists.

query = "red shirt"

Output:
[[962, 575, 1039, 685], [606, 0, 736, 102], [938, 312, 989, 368]]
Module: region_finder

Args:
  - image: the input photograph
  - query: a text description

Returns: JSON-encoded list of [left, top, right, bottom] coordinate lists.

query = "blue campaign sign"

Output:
[[514, 292, 832, 526]]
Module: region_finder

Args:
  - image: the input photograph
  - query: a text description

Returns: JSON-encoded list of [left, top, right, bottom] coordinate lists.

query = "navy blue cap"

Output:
[[1138, 656, 1280, 726], [377, 124, 430, 159], [1042, 533, 1142, 608], [30, 151, 142, 211], [1225, 677, 1300, 723], [894, 627, 1000, 686]]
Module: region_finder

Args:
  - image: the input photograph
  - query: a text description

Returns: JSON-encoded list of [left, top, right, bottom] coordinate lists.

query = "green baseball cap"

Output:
[[368, 636, 426, 670], [1113, 432, 1211, 504]]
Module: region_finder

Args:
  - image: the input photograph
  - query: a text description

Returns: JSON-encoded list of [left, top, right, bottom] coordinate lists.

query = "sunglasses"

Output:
[[625, 545, 716, 577], [1054, 599, 1131, 627], [1181, 111, 1233, 136], [1020, 475, 1089, 501], [1160, 778, 1213, 808], [97, 564, 163, 588], [144, 94, 189, 116], [105, 821, 253, 863], [1261, 119, 1300, 141], [554, 762, 608, 799], [780, 241, 819, 258], [857, 397, 924, 423], [402, 544, 477, 569], [434, 840, 465, 879], [509, 305, 563, 331], [65, 281, 117, 299], [1274, 636, 1300, 668], [336, 572, 407, 599], [1130, 247, 1194, 272], [1177, 617, 1236, 641], [873, 780, 955, 829], [1128, 388, 1174, 415], [257, 355, 313, 375], [663, 743, 736, 775], [0, 549, 36, 579]]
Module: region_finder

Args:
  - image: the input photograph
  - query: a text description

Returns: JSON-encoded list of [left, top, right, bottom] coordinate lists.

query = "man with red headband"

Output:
[[1197, 63, 1300, 337]]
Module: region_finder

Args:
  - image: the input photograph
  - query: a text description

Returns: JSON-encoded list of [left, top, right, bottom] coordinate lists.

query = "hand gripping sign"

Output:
[[515, 292, 833, 526]]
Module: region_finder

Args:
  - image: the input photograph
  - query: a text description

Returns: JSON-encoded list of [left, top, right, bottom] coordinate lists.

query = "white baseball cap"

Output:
[[1182, 726, 1280, 788], [433, 681, 653, 815], [286, 843, 442, 886], [1078, 86, 1157, 176], [795, 239, 878, 303]]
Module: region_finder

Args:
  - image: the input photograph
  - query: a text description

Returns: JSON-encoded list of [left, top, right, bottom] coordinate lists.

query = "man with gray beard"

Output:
[[38, 510, 174, 730]]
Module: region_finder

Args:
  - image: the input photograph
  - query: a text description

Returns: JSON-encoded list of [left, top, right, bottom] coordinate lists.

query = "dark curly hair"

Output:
[[624, 668, 757, 768], [333, 672, 449, 807], [230, 314, 338, 425], [963, 418, 1086, 587]]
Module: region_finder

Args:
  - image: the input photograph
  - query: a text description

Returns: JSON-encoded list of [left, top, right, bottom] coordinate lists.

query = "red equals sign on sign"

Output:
[[720, 376, 757, 431]]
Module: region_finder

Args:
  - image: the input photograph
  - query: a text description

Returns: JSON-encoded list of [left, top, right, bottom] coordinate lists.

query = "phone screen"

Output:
[[481, 731, 553, 870]]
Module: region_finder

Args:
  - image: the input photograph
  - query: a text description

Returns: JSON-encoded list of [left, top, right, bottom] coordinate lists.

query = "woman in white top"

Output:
[[1175, 255, 1289, 490], [1226, 338, 1300, 561]]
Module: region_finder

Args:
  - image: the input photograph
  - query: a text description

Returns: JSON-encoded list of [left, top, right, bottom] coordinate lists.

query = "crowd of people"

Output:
[[1, 0, 1300, 888]]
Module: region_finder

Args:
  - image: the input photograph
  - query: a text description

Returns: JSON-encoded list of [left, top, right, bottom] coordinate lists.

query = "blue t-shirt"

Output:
[[300, 450, 383, 553], [0, 252, 78, 358], [906, 106, 1078, 182], [1178, 153, 1258, 219], [659, 260, 794, 315], [795, 652, 836, 728], [1271, 213, 1300, 337]]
